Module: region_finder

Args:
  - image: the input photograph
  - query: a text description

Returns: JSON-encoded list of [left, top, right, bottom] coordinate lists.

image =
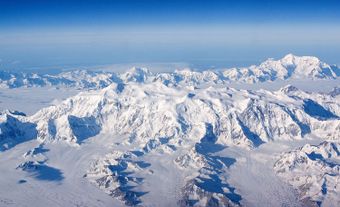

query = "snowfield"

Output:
[[0, 54, 339, 207]]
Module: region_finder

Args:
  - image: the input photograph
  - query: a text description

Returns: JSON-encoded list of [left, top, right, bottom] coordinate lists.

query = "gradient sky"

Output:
[[0, 0, 340, 71]]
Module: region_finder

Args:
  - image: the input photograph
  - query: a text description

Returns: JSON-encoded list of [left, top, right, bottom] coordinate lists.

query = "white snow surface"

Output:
[[0, 87, 80, 115]]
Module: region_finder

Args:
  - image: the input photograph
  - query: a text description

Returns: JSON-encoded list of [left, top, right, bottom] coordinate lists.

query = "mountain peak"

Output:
[[282, 53, 296, 61], [329, 86, 340, 97], [280, 54, 321, 65], [279, 84, 299, 94], [122, 67, 152, 83], [127, 67, 151, 75]]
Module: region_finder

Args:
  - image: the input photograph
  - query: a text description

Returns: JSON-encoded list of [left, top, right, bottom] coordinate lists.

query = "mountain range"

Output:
[[0, 54, 339, 207], [0, 54, 339, 89], [1, 81, 339, 206]]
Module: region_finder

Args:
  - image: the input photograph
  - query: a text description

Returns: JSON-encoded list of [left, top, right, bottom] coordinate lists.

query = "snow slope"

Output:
[[0, 110, 37, 151], [274, 141, 340, 206]]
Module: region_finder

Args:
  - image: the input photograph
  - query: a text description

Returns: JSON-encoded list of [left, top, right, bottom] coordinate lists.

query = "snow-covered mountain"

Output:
[[1, 54, 339, 89], [0, 79, 339, 206], [0, 110, 37, 151], [329, 86, 340, 97], [274, 141, 339, 206], [27, 83, 339, 148], [223, 54, 340, 83], [0, 69, 120, 89]]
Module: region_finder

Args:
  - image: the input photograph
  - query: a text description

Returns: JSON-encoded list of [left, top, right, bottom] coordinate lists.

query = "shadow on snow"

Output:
[[192, 123, 242, 205]]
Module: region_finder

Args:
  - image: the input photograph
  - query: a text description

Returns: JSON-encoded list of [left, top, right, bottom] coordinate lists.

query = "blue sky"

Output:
[[0, 0, 340, 71]]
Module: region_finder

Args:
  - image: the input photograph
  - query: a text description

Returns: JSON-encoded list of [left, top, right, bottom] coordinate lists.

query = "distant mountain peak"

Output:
[[282, 53, 296, 61], [279, 54, 322, 67], [280, 84, 299, 94], [329, 86, 340, 97], [122, 67, 152, 83], [128, 67, 151, 74]]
